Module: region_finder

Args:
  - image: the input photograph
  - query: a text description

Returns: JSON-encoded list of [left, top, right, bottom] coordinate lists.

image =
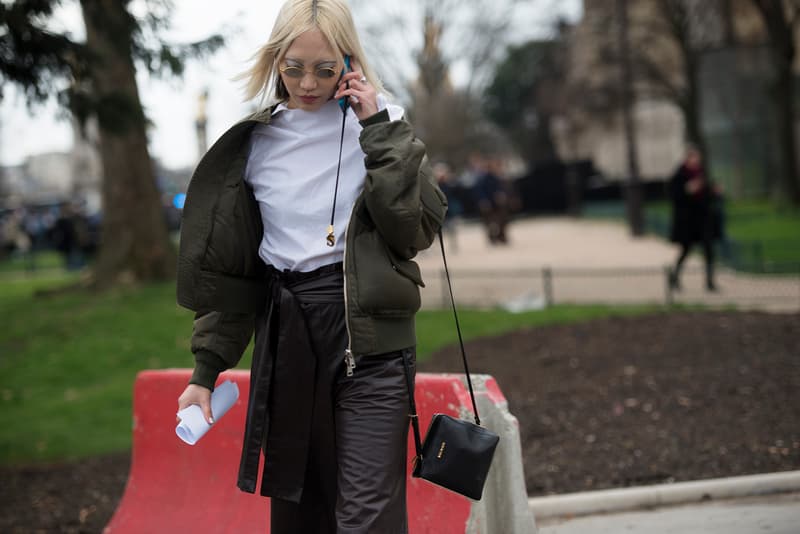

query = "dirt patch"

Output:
[[421, 310, 800, 495], [0, 453, 128, 533], [1, 310, 798, 531]]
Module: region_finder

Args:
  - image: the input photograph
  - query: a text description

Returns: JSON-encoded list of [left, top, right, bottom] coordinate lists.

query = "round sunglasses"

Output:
[[279, 64, 339, 80]]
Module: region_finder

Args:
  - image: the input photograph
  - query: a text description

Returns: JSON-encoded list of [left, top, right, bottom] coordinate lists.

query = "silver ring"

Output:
[[359, 76, 367, 83]]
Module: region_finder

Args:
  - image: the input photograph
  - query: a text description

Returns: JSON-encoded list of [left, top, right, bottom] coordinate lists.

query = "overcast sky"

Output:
[[0, 0, 581, 170]]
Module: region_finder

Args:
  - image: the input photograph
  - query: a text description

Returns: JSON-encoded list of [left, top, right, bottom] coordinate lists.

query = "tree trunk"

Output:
[[683, 55, 705, 155], [617, 0, 645, 236], [80, 0, 176, 287], [753, 0, 800, 205], [772, 58, 800, 204]]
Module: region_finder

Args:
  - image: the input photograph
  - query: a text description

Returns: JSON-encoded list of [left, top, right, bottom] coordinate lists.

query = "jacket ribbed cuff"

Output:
[[359, 109, 390, 127], [190, 349, 228, 391]]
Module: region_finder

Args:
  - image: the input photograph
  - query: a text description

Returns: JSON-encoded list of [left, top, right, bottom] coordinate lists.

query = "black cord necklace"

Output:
[[326, 67, 350, 247], [326, 108, 347, 247]]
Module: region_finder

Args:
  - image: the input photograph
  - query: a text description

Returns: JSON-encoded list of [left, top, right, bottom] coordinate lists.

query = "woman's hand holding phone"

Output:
[[335, 58, 378, 121]]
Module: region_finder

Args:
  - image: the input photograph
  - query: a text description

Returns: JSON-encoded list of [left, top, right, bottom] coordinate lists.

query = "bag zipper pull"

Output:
[[344, 349, 356, 377]]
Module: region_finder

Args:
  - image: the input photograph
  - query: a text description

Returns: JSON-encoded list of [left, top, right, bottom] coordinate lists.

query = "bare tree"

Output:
[[408, 13, 488, 170], [351, 0, 526, 100], [618, 0, 724, 231], [570, 1, 724, 167], [350, 0, 539, 170], [642, 1, 704, 151], [750, 0, 800, 205], [634, 0, 730, 166]]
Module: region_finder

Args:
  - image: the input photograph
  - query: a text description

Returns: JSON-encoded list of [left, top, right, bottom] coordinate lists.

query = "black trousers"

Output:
[[258, 272, 414, 534], [674, 235, 715, 288]]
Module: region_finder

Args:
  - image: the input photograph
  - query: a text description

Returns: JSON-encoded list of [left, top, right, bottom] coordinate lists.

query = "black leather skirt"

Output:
[[238, 262, 414, 534]]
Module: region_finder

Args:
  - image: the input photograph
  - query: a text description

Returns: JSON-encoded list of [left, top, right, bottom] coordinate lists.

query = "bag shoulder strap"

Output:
[[401, 349, 424, 468], [403, 230, 482, 463], [437, 230, 481, 425]]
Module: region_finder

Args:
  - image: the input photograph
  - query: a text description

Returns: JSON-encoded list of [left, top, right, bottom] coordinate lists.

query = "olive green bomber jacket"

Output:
[[176, 107, 447, 390]]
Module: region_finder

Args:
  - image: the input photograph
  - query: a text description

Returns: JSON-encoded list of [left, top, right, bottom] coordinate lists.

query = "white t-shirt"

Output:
[[244, 96, 403, 272]]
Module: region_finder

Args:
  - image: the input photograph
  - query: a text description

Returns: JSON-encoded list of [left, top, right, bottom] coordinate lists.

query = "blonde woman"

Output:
[[175, 0, 447, 532]]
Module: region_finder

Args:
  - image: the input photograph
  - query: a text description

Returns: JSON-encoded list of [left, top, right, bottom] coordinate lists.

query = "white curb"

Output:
[[528, 470, 800, 519]]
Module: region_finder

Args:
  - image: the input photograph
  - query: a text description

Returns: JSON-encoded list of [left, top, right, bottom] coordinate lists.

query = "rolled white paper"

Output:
[[176, 380, 239, 445]]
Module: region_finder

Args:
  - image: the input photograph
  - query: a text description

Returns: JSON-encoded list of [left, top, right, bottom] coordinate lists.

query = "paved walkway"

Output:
[[537, 492, 800, 534], [416, 218, 799, 312]]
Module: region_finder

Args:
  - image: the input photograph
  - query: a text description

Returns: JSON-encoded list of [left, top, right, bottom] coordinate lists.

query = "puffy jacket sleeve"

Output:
[[359, 111, 448, 259], [189, 311, 255, 390]]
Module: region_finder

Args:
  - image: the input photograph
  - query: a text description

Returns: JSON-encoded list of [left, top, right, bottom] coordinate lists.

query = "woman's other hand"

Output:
[[177, 384, 214, 424], [685, 177, 703, 195]]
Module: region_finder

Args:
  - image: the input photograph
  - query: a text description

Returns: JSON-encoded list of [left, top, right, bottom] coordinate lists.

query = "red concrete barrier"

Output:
[[105, 370, 505, 533], [104, 370, 267, 533]]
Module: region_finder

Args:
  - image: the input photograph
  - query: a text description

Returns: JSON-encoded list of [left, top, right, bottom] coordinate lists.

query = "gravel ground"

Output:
[[420, 310, 800, 496]]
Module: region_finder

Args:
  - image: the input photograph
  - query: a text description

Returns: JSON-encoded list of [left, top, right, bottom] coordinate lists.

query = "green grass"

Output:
[[720, 201, 800, 265], [0, 277, 663, 466], [644, 200, 799, 238], [713, 201, 798, 244], [0, 276, 196, 464], [705, 201, 798, 267]]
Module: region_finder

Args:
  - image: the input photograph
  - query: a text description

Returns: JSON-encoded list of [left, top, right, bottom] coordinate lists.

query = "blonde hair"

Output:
[[238, 0, 385, 106]]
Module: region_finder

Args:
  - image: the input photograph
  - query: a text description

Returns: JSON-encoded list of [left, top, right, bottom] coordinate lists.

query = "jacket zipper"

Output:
[[342, 212, 356, 377]]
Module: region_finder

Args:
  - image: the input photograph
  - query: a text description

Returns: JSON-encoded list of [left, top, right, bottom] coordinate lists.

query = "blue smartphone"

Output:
[[338, 54, 352, 112]]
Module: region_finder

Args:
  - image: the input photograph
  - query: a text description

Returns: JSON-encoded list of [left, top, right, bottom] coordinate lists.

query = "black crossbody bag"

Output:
[[401, 231, 500, 501]]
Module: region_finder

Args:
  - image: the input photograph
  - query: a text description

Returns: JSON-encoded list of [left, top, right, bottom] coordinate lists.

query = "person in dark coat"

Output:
[[669, 146, 722, 291], [51, 202, 90, 270], [474, 156, 512, 245]]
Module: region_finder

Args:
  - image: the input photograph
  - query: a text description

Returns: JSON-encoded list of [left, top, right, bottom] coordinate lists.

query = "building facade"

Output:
[[552, 0, 797, 198]]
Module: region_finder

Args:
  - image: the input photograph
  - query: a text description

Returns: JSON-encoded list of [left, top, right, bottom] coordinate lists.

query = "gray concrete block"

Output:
[[464, 375, 539, 534]]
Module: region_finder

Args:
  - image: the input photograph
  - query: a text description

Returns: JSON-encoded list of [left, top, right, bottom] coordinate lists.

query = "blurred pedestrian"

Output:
[[0, 209, 31, 261], [474, 155, 512, 245], [175, 1, 447, 532], [51, 202, 90, 270], [668, 146, 722, 291], [21, 207, 44, 271], [460, 151, 486, 189]]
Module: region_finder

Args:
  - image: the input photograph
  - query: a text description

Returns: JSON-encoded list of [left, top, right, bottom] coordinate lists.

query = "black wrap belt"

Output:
[[236, 261, 345, 503]]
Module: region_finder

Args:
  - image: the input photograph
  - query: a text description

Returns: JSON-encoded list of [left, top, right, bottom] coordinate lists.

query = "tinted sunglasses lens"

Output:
[[316, 68, 337, 79], [282, 66, 304, 78]]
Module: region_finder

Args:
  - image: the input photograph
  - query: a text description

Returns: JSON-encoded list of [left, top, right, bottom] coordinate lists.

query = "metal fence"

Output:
[[420, 265, 800, 312]]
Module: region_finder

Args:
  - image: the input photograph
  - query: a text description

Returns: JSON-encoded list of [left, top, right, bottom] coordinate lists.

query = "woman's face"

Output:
[[279, 29, 341, 112]]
